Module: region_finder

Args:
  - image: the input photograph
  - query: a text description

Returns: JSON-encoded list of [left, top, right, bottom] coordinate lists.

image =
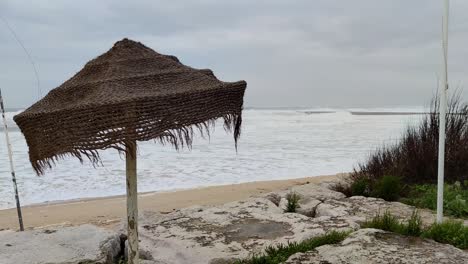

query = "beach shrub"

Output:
[[285, 192, 301, 213], [422, 220, 468, 249], [403, 182, 468, 218], [371, 175, 402, 201], [233, 231, 349, 264], [350, 177, 371, 196], [352, 93, 468, 186]]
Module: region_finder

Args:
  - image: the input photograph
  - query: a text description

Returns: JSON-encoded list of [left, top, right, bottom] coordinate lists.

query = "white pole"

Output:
[[0, 89, 24, 231], [126, 141, 139, 264], [437, 0, 449, 223]]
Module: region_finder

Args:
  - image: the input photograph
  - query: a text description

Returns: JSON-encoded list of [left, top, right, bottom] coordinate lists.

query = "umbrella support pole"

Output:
[[0, 89, 24, 231], [126, 141, 139, 264]]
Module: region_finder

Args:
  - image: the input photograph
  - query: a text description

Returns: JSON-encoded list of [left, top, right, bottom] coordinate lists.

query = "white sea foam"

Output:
[[0, 108, 422, 209]]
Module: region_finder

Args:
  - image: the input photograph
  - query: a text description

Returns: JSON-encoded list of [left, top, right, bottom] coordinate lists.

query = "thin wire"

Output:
[[0, 15, 41, 99]]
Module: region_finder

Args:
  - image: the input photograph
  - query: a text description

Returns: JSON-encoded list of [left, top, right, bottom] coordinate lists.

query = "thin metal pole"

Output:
[[0, 88, 24, 231], [437, 0, 449, 223], [126, 141, 139, 264]]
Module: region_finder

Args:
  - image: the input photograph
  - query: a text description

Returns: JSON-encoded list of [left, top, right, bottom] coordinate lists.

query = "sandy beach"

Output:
[[0, 174, 339, 231]]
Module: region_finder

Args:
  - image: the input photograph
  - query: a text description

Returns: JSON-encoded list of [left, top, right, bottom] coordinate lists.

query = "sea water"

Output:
[[0, 108, 424, 209]]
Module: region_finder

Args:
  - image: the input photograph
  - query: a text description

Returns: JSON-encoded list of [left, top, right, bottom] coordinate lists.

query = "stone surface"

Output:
[[285, 228, 468, 264], [290, 182, 346, 201], [0, 224, 121, 264], [295, 199, 322, 217], [133, 182, 467, 263], [263, 182, 439, 225], [134, 197, 358, 264]]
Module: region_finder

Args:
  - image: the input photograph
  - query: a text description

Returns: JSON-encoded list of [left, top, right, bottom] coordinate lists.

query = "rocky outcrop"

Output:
[[285, 228, 468, 264], [266, 182, 459, 226], [132, 196, 358, 264], [0, 224, 121, 264], [131, 182, 466, 263]]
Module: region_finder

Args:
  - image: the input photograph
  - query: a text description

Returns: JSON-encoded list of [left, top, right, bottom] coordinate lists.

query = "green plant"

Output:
[[363, 210, 423, 237], [285, 192, 301, 213], [371, 175, 402, 201], [401, 184, 437, 209], [362, 210, 402, 233], [363, 211, 467, 250], [422, 220, 468, 249], [350, 177, 371, 196], [401, 210, 423, 236], [233, 231, 349, 264], [403, 183, 468, 218]]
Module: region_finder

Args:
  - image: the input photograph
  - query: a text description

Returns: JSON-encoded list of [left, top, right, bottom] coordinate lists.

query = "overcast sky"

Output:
[[0, 1, 467, 108]]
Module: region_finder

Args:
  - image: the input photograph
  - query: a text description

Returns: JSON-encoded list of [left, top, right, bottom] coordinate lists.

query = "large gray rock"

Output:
[[263, 182, 344, 217], [281, 182, 346, 201], [285, 228, 468, 264], [134, 197, 358, 264], [273, 182, 451, 226], [314, 195, 463, 226], [0, 224, 121, 264], [290, 182, 346, 201]]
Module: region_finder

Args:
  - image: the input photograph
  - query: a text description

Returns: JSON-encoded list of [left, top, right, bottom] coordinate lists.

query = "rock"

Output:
[[295, 199, 322, 217], [140, 260, 169, 264], [278, 197, 288, 212], [315, 199, 353, 218], [0, 224, 121, 264], [285, 228, 468, 264], [291, 185, 446, 227], [262, 183, 342, 216], [264, 193, 282, 206], [346, 196, 445, 226], [135, 197, 357, 264], [290, 183, 346, 201]]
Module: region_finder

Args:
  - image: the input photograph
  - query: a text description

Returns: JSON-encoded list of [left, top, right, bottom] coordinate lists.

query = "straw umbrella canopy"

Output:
[[14, 38, 246, 264]]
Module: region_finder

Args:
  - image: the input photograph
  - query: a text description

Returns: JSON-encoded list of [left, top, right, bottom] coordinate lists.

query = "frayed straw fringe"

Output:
[[30, 112, 242, 175]]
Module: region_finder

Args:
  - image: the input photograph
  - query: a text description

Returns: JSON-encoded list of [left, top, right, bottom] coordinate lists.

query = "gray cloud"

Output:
[[1, 0, 467, 108]]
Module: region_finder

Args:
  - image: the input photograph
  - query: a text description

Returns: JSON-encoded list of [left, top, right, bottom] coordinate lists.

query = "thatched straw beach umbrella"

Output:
[[14, 38, 246, 264]]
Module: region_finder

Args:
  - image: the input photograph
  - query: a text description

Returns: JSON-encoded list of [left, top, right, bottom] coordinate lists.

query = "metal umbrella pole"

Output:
[[0, 88, 24, 231]]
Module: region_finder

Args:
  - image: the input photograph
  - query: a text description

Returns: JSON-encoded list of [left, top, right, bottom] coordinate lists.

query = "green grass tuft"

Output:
[[402, 182, 468, 218], [362, 210, 403, 233], [402, 210, 423, 236], [285, 192, 301, 213], [233, 231, 349, 264], [422, 220, 468, 249], [364, 210, 467, 250]]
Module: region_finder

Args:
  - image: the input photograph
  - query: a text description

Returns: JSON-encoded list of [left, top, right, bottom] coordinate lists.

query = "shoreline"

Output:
[[0, 174, 341, 231]]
